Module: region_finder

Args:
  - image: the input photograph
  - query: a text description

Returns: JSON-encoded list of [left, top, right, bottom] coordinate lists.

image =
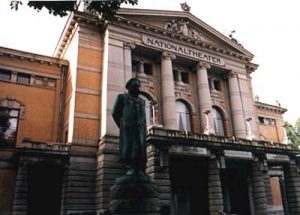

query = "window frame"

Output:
[[175, 101, 191, 132], [0, 107, 20, 147], [0, 68, 12, 82]]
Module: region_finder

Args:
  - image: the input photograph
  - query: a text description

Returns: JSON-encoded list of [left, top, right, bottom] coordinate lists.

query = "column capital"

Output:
[[228, 71, 239, 78], [197, 61, 211, 69], [123, 42, 136, 50], [162, 51, 176, 60]]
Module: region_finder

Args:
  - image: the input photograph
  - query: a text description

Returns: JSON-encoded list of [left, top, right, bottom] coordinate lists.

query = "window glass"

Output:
[[139, 95, 152, 127], [17, 73, 30, 84], [132, 60, 139, 73], [0, 69, 11, 81], [0, 107, 19, 147], [212, 107, 224, 136], [144, 63, 152, 76], [181, 72, 189, 84], [173, 70, 179, 81], [176, 101, 191, 131]]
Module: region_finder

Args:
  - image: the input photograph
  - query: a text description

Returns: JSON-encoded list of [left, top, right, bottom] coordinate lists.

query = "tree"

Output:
[[10, 0, 138, 21], [285, 118, 300, 149]]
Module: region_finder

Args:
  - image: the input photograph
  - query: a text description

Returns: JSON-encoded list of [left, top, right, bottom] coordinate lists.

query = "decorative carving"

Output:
[[123, 42, 136, 50], [164, 19, 204, 40], [162, 51, 176, 60], [180, 2, 191, 12], [0, 97, 25, 118], [198, 61, 211, 69]]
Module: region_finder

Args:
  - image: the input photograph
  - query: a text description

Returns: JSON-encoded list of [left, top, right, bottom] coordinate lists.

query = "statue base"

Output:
[[109, 172, 161, 215]]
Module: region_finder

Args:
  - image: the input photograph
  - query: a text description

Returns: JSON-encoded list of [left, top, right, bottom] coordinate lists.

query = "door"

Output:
[[28, 163, 64, 215]]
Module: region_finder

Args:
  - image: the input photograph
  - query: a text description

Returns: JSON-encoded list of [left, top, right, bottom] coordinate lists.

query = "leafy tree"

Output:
[[10, 0, 138, 20], [285, 118, 300, 149]]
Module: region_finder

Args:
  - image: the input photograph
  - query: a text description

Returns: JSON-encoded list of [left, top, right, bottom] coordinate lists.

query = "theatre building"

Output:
[[1, 5, 300, 215]]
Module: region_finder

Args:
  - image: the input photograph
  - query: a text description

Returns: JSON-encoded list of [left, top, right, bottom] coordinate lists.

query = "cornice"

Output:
[[118, 8, 254, 59], [54, 11, 105, 58], [255, 101, 287, 114], [0, 46, 68, 67], [113, 15, 252, 63]]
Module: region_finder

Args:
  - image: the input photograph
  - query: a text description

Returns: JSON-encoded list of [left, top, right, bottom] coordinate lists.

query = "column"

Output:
[[123, 42, 135, 83], [284, 161, 300, 214], [208, 158, 224, 215], [251, 161, 268, 215], [197, 62, 214, 134], [161, 51, 177, 130], [228, 72, 246, 138], [12, 161, 28, 215]]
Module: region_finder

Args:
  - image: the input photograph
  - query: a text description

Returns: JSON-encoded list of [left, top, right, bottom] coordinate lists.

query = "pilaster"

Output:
[[251, 161, 268, 215], [12, 161, 28, 215], [208, 158, 224, 215], [284, 161, 300, 215]]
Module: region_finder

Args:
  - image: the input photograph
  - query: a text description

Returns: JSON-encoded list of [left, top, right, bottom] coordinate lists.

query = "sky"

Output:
[[0, 0, 299, 124]]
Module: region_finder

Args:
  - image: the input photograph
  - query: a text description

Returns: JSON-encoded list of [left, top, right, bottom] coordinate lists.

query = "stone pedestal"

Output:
[[110, 174, 161, 215]]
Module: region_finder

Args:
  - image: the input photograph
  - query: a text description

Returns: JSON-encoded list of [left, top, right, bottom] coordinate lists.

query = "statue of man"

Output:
[[112, 78, 147, 176]]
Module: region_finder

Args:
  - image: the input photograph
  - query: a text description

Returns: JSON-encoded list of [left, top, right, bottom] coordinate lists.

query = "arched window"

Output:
[[176, 101, 191, 132], [212, 107, 225, 136], [139, 95, 152, 127]]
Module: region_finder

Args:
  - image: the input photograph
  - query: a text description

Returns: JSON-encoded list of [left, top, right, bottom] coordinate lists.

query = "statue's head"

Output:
[[126, 77, 141, 97]]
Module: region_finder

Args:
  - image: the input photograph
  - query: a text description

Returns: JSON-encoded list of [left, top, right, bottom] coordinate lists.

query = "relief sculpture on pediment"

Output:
[[164, 19, 203, 40]]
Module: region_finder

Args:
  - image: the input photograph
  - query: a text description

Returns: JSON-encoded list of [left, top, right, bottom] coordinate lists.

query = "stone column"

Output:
[[196, 62, 214, 134], [284, 161, 300, 215], [228, 72, 246, 138], [12, 161, 28, 215], [123, 42, 135, 83], [251, 161, 268, 215], [208, 158, 224, 215], [161, 51, 177, 130]]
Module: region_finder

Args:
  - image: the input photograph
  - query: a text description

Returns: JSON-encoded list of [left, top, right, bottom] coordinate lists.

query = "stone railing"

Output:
[[22, 139, 71, 152], [147, 126, 292, 150]]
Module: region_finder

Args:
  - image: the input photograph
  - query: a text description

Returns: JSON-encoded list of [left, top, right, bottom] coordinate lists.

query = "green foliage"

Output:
[[10, 0, 138, 20], [285, 118, 300, 149]]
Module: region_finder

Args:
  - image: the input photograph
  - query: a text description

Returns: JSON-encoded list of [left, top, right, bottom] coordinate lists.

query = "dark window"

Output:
[[213, 79, 222, 91], [17, 73, 30, 84], [0, 69, 11, 81], [0, 107, 19, 147], [181, 72, 189, 84], [258, 116, 264, 124], [144, 63, 152, 75], [132, 60, 139, 73], [173, 70, 179, 81]]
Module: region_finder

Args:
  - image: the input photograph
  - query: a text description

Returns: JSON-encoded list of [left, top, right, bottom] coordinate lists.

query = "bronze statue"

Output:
[[112, 78, 147, 176]]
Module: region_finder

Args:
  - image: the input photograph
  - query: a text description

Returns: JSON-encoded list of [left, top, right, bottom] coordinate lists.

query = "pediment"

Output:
[[117, 8, 253, 59]]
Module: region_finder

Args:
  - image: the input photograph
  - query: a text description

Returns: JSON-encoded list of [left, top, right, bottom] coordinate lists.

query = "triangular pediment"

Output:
[[117, 8, 254, 59]]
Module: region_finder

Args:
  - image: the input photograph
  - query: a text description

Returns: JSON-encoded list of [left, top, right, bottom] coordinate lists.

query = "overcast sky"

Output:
[[0, 0, 299, 124]]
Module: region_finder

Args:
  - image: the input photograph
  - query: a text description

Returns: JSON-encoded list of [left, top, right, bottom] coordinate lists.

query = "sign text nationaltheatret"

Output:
[[142, 34, 224, 66]]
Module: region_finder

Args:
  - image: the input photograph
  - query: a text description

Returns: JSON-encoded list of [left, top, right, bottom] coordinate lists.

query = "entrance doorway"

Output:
[[221, 160, 251, 215], [170, 156, 209, 215], [28, 163, 64, 215]]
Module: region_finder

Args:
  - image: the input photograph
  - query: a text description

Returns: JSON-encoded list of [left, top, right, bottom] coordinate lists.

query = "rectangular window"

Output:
[[144, 63, 152, 76], [213, 79, 222, 91], [0, 107, 19, 147], [181, 72, 189, 84], [132, 60, 139, 73], [258, 116, 265, 124], [17, 73, 30, 84], [0, 68, 11, 81]]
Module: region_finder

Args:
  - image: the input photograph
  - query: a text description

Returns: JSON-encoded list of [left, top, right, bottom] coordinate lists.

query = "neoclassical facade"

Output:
[[0, 6, 299, 215]]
